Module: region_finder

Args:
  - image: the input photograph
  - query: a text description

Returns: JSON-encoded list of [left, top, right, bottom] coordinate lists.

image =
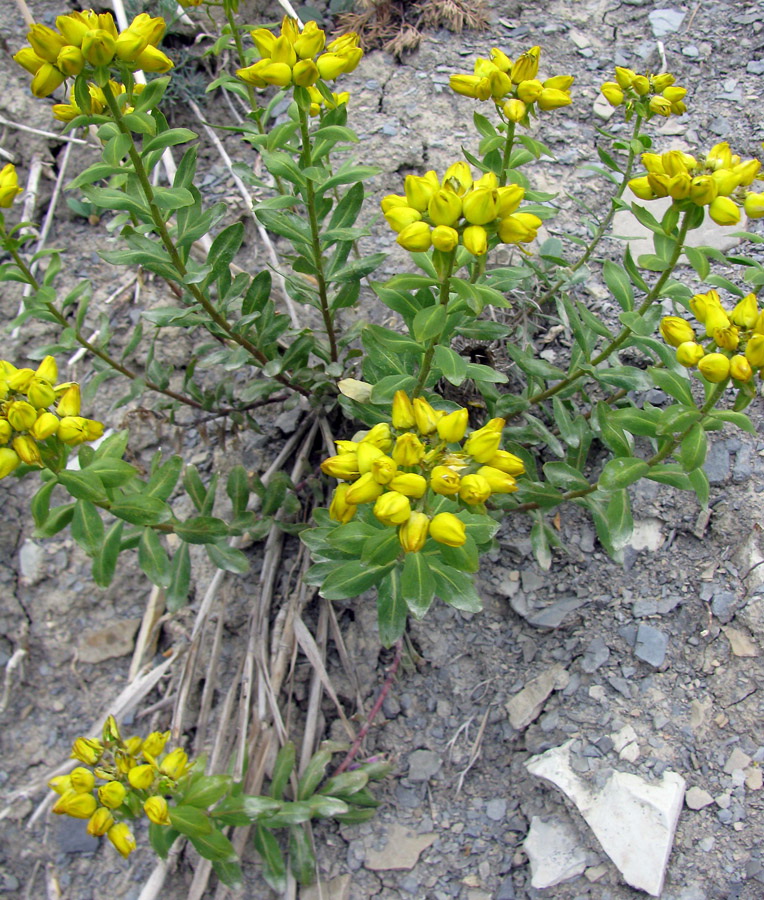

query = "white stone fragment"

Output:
[[505, 665, 569, 730], [523, 816, 588, 889], [526, 741, 685, 896]]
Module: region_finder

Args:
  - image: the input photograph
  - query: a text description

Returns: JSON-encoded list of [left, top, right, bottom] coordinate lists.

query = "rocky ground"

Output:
[[1, 0, 764, 898]]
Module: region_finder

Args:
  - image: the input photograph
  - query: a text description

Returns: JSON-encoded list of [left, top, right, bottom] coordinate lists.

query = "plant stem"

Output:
[[526, 208, 691, 407], [223, 1, 258, 111], [100, 83, 310, 397], [499, 120, 516, 188], [412, 251, 455, 397], [298, 104, 338, 363], [535, 115, 644, 307]]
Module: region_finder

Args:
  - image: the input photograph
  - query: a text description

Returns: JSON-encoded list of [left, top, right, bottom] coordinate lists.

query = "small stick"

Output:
[[20, 152, 44, 233], [0, 116, 89, 146], [0, 147, 16, 162], [194, 603, 226, 753], [455, 705, 491, 794], [128, 585, 166, 681], [0, 647, 28, 714], [14, 0, 34, 26], [275, 0, 303, 26], [333, 638, 403, 775], [326, 600, 364, 712], [299, 599, 329, 773]]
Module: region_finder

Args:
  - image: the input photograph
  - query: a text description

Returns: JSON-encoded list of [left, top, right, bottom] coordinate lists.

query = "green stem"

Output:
[[535, 115, 644, 307], [499, 120, 516, 188], [526, 208, 691, 407], [412, 252, 455, 397], [100, 83, 310, 397], [298, 104, 338, 363], [223, 1, 258, 112]]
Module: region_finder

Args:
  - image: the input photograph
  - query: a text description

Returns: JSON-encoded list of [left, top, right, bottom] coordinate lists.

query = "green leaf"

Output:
[[684, 246, 710, 279], [401, 552, 435, 619], [429, 560, 482, 613], [260, 801, 314, 827], [183, 774, 232, 809], [412, 304, 447, 343], [433, 345, 468, 385], [505, 343, 566, 379], [598, 457, 649, 491], [173, 516, 229, 544], [169, 805, 213, 838], [148, 824, 179, 859], [688, 467, 709, 506], [92, 520, 124, 587], [648, 367, 695, 406], [289, 825, 315, 885], [297, 750, 333, 801], [71, 500, 104, 557], [646, 463, 693, 490], [211, 859, 243, 889], [56, 471, 107, 504], [254, 825, 286, 893], [679, 423, 707, 471], [376, 568, 407, 647], [709, 410, 756, 434], [603, 260, 634, 311], [270, 742, 295, 801], [318, 770, 369, 798], [145, 456, 183, 501], [110, 494, 172, 526], [31, 479, 57, 530], [213, 794, 282, 826], [226, 465, 250, 516], [330, 253, 385, 283], [142, 128, 197, 155], [530, 514, 552, 571], [166, 543, 191, 612], [206, 542, 250, 574], [85, 457, 137, 488], [189, 828, 238, 863], [319, 560, 394, 600], [34, 503, 75, 538], [138, 527, 172, 588], [542, 461, 590, 491]]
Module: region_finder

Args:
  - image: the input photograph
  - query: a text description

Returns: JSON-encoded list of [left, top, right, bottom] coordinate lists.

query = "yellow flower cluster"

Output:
[[52, 80, 141, 123], [600, 67, 687, 117], [50, 716, 189, 857], [660, 290, 764, 383], [628, 143, 762, 226], [0, 357, 103, 478], [13, 11, 172, 99], [321, 391, 525, 551], [382, 162, 542, 255], [449, 46, 573, 123], [0, 164, 23, 208], [237, 18, 362, 89]]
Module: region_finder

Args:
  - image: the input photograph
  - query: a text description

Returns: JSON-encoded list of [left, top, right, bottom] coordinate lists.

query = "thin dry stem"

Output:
[[129, 585, 166, 681], [299, 598, 329, 773]]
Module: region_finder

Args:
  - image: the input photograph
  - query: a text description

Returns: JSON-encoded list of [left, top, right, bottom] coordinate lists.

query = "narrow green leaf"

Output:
[[679, 423, 708, 472], [92, 520, 124, 587], [173, 516, 229, 544], [71, 500, 104, 557], [253, 825, 286, 893], [110, 494, 172, 526], [319, 560, 394, 601], [376, 568, 407, 647], [603, 260, 634, 311], [138, 527, 172, 588], [429, 560, 482, 613], [169, 805, 213, 838], [289, 825, 315, 885], [166, 543, 191, 612], [189, 828, 238, 862], [598, 457, 650, 491], [401, 552, 435, 619], [270, 742, 295, 801]]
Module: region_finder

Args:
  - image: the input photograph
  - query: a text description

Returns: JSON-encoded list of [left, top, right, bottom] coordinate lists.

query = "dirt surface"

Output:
[[2, 0, 764, 898]]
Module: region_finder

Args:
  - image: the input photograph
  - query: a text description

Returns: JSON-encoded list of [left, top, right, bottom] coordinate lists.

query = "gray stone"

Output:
[[524, 816, 588, 889], [0, 874, 20, 893], [711, 590, 738, 624], [526, 741, 685, 896], [723, 747, 752, 774], [496, 875, 516, 899], [648, 8, 686, 37], [685, 786, 714, 810], [19, 540, 45, 585], [78, 618, 141, 664], [486, 798, 507, 821], [506, 665, 570, 730], [581, 637, 610, 673], [525, 597, 586, 629], [682, 45, 700, 58], [407, 749, 442, 783], [634, 624, 668, 667], [363, 823, 437, 871], [57, 817, 99, 853], [704, 442, 731, 484], [747, 60, 764, 75]]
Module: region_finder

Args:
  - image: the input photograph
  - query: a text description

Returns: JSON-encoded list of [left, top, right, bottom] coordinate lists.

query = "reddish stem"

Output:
[[333, 638, 404, 775]]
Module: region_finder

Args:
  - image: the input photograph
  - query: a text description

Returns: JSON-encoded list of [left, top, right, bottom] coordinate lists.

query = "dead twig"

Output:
[[455, 705, 491, 794]]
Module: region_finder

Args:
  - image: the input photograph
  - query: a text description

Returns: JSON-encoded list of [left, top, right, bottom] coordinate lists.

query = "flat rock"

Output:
[[78, 619, 141, 664], [581, 636, 610, 673], [634, 623, 668, 667], [301, 875, 351, 900], [685, 786, 714, 810], [724, 747, 752, 774], [524, 815, 588, 889], [19, 540, 45, 585], [363, 823, 437, 871], [407, 749, 442, 783], [648, 8, 686, 37], [612, 190, 745, 259], [506, 665, 569, 730], [524, 597, 585, 629], [722, 626, 758, 658], [526, 740, 685, 896]]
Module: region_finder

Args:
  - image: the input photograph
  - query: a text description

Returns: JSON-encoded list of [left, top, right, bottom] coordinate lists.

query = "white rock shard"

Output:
[[526, 741, 685, 896], [524, 815, 588, 889]]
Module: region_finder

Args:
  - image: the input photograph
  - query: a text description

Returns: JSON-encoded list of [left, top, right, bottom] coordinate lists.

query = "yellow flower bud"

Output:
[[517, 79, 543, 103], [7, 367, 35, 392], [0, 448, 20, 479], [391, 390, 416, 429], [632, 75, 650, 95], [392, 433, 425, 466], [430, 465, 461, 496], [744, 192, 764, 219], [13, 47, 45, 75], [404, 172, 439, 212], [660, 316, 695, 347], [344, 472, 384, 505], [69, 767, 95, 794], [127, 13, 166, 46], [251, 27, 276, 57], [412, 397, 440, 435], [675, 341, 705, 367], [708, 196, 741, 226], [388, 472, 427, 498], [55, 12, 94, 45], [357, 441, 384, 474], [253, 60, 292, 86], [0, 420, 11, 444], [667, 173, 692, 200], [647, 173, 671, 197], [317, 48, 362, 79], [429, 512, 466, 547], [614, 66, 637, 89], [7, 400, 37, 432], [734, 159, 761, 186], [704, 305, 731, 338], [27, 24, 67, 62], [476, 465, 518, 493], [437, 408, 469, 443], [731, 294, 759, 329], [487, 450, 525, 475], [329, 483, 357, 523], [443, 161, 473, 195], [730, 356, 753, 382], [459, 473, 492, 505], [362, 422, 393, 451], [462, 188, 499, 226], [689, 289, 721, 323], [269, 35, 297, 67], [49, 775, 72, 795], [449, 74, 492, 101], [651, 72, 675, 91], [399, 511, 429, 553], [497, 213, 539, 243], [144, 795, 171, 825], [71, 737, 104, 766], [31, 63, 66, 99], [661, 150, 690, 178], [490, 47, 512, 72], [82, 29, 116, 66], [745, 334, 764, 368], [396, 222, 432, 252], [753, 310, 764, 334], [142, 730, 170, 757], [321, 453, 359, 480], [160, 748, 189, 780], [688, 175, 718, 206], [428, 188, 462, 227], [124, 736, 143, 756], [384, 206, 421, 233], [292, 58, 319, 87], [510, 46, 540, 83], [56, 45, 85, 76], [12, 436, 42, 466], [53, 790, 98, 819], [462, 225, 489, 256], [108, 822, 137, 858], [543, 74, 574, 91], [706, 142, 733, 170], [431, 225, 459, 253], [697, 352, 731, 383], [488, 68, 511, 99], [628, 176, 658, 201], [497, 185, 524, 217], [27, 377, 56, 410], [711, 168, 741, 196], [98, 780, 128, 809], [381, 194, 410, 213], [373, 490, 411, 526], [114, 29, 148, 62], [600, 82, 624, 106], [126, 764, 155, 791], [537, 88, 572, 110], [503, 98, 527, 122], [87, 807, 114, 836], [56, 383, 81, 417], [370, 455, 397, 485], [714, 325, 739, 351], [294, 21, 325, 58]]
